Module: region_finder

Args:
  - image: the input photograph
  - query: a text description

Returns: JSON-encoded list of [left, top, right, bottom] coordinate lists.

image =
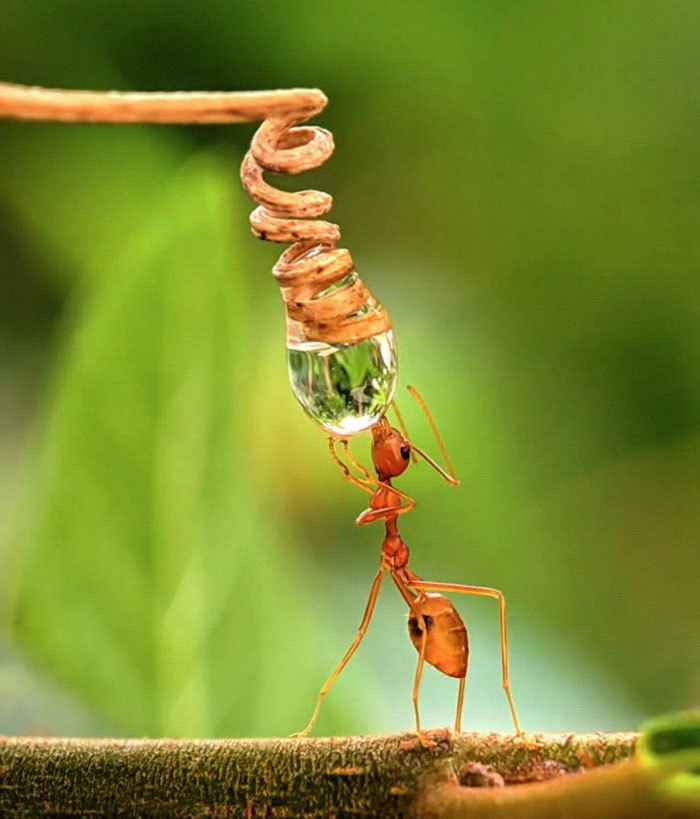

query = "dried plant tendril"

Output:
[[240, 100, 396, 436], [0, 82, 398, 437]]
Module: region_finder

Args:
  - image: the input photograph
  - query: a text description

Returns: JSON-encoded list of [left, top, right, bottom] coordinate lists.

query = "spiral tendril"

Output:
[[240, 109, 391, 345]]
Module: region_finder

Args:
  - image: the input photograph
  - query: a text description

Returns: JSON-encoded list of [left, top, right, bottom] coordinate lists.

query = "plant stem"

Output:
[[0, 730, 646, 817], [422, 754, 699, 818], [0, 82, 326, 124]]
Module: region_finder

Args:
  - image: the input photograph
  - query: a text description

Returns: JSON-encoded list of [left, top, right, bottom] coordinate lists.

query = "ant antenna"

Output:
[[406, 385, 459, 486]]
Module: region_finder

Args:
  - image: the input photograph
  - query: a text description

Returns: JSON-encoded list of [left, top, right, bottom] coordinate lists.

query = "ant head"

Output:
[[371, 421, 411, 480]]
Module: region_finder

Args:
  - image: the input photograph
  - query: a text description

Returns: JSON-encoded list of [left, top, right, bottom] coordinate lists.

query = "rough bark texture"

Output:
[[0, 730, 642, 817]]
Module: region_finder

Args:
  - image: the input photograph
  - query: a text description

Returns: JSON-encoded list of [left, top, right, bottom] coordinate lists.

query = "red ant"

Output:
[[292, 386, 525, 747]]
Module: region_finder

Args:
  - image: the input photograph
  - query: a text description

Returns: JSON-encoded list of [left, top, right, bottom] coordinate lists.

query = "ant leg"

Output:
[[455, 676, 465, 734], [328, 437, 374, 496], [291, 567, 385, 739], [356, 492, 416, 526], [412, 619, 436, 749], [337, 441, 418, 526], [342, 441, 377, 484], [340, 442, 416, 511], [390, 570, 434, 748], [329, 439, 416, 525], [390, 568, 418, 607], [391, 569, 436, 748], [406, 579, 524, 739]]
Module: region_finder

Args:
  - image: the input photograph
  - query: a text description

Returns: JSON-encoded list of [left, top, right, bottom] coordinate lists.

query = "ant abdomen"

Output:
[[407, 593, 468, 679]]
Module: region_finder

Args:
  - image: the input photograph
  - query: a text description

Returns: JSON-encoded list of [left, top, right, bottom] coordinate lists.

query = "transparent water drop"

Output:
[[287, 330, 398, 436]]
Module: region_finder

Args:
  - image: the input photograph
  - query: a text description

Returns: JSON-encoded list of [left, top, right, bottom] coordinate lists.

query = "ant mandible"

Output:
[[292, 385, 525, 747]]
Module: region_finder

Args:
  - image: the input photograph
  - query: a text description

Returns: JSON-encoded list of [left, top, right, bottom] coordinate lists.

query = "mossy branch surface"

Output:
[[0, 730, 652, 817]]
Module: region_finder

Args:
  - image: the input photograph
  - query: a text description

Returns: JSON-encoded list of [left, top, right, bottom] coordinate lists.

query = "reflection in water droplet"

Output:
[[287, 330, 398, 436]]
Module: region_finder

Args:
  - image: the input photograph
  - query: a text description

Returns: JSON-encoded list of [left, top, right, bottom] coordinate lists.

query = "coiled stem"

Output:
[[240, 109, 391, 345], [0, 82, 391, 345]]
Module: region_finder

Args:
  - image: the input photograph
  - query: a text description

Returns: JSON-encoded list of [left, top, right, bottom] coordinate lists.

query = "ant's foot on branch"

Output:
[[401, 728, 450, 751], [516, 732, 542, 752], [418, 732, 438, 750]]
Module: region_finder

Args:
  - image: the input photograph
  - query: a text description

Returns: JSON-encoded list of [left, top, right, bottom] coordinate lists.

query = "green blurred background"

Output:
[[0, 1, 698, 739]]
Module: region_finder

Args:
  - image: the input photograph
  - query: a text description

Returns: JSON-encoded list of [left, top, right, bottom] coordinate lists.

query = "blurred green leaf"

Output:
[[0, 123, 185, 285], [639, 711, 700, 801], [10, 155, 331, 736]]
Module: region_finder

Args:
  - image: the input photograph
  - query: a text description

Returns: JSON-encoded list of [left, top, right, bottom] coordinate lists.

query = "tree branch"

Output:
[[0, 730, 647, 817]]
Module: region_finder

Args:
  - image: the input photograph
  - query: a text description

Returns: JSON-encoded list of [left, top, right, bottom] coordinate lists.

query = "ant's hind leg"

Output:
[[455, 676, 465, 734], [406, 579, 524, 739], [412, 617, 437, 749], [291, 567, 385, 739]]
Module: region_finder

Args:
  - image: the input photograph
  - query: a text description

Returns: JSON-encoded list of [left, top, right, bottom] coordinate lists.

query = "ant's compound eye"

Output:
[[400, 444, 410, 460]]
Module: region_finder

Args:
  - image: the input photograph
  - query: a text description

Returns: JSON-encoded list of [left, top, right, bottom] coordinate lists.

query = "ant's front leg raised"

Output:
[[355, 490, 416, 526], [327, 437, 375, 496]]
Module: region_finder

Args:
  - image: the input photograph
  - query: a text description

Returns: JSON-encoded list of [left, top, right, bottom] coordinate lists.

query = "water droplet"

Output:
[[287, 330, 398, 436]]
